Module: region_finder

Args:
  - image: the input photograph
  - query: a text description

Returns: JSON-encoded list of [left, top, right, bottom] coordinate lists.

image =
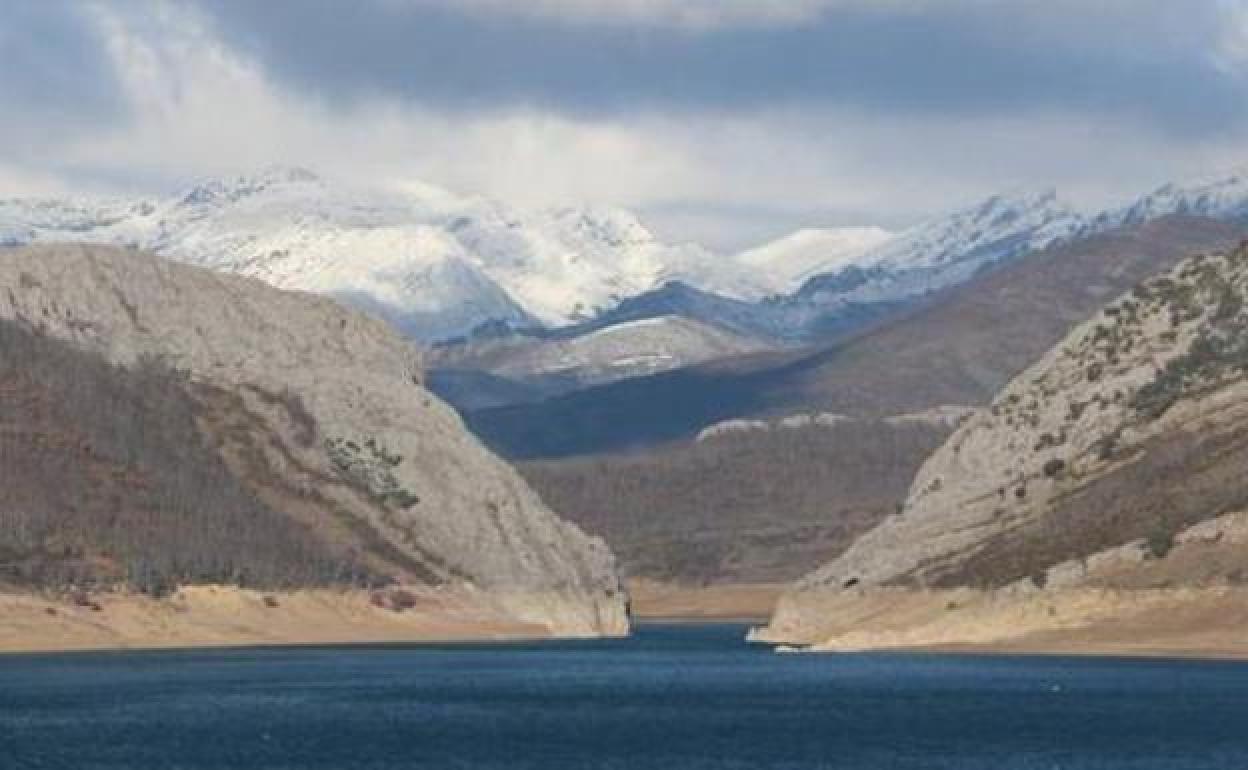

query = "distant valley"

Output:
[[5, 166, 1248, 638]]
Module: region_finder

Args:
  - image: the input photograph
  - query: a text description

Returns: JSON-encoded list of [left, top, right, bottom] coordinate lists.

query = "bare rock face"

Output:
[[0, 244, 627, 637], [763, 242, 1248, 646]]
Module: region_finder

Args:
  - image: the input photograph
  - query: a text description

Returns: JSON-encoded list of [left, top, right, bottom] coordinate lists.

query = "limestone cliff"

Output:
[[0, 244, 627, 638], [760, 242, 1248, 652]]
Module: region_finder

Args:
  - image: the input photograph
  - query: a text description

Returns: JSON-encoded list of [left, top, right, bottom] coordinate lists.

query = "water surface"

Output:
[[2, 623, 1246, 769]]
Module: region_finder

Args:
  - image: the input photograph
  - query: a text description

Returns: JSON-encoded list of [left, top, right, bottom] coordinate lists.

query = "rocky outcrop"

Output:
[[759, 242, 1248, 651], [0, 244, 627, 638]]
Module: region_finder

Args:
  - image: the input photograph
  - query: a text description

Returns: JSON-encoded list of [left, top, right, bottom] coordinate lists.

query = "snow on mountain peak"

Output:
[[173, 165, 324, 209], [9, 165, 1248, 347], [733, 226, 895, 294], [1092, 168, 1248, 229], [544, 205, 657, 249], [864, 187, 1083, 272], [0, 168, 729, 340]]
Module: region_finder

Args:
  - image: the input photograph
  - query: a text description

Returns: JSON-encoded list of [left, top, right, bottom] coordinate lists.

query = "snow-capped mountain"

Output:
[[1089, 169, 1248, 230], [866, 189, 1084, 271], [786, 190, 1086, 317], [9, 164, 1248, 359], [0, 167, 730, 341], [733, 226, 894, 294], [551, 189, 1089, 345]]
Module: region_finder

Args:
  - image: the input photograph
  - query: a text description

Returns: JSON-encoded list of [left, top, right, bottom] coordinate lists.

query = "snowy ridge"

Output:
[[7, 165, 1248, 348], [1090, 168, 1248, 231], [734, 227, 895, 294], [782, 189, 1087, 331], [430, 314, 768, 395], [0, 167, 732, 341], [863, 189, 1083, 271]]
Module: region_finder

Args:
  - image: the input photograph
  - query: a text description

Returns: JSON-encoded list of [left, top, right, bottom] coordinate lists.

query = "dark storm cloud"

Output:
[[187, 0, 1248, 135]]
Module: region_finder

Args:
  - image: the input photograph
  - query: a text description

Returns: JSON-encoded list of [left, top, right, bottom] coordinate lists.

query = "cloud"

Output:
[[1216, 0, 1248, 73], [180, 0, 1248, 140], [382, 0, 924, 29], [0, 2, 122, 152], [2, 1, 1248, 250]]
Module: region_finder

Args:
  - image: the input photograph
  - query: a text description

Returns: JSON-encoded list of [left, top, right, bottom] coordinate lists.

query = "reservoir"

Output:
[[2, 623, 1246, 769]]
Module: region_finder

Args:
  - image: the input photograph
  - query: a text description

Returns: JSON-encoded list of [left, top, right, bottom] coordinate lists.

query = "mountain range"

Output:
[[1, 166, 1100, 348], [460, 216, 1246, 458], [0, 167, 719, 341], [504, 215, 1246, 586], [5, 161, 1248, 645], [5, 168, 1248, 365]]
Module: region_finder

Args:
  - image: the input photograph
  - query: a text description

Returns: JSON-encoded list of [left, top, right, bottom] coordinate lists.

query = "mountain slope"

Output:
[[465, 216, 1245, 458], [0, 175, 1097, 352], [1091, 169, 1248, 230], [540, 189, 1087, 345], [759, 240, 1248, 653], [520, 411, 959, 584], [0, 243, 627, 639], [0, 169, 723, 342], [864, 190, 1082, 272], [777, 190, 1086, 325], [429, 315, 771, 402], [734, 226, 894, 294]]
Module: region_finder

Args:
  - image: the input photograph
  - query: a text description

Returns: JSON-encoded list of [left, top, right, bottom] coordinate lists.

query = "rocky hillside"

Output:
[[520, 410, 962, 584], [759, 241, 1248, 652], [0, 244, 627, 638], [466, 216, 1244, 458]]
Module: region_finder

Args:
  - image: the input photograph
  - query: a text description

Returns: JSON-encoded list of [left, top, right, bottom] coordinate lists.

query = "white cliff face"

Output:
[[0, 243, 628, 637], [781, 244, 1248, 598]]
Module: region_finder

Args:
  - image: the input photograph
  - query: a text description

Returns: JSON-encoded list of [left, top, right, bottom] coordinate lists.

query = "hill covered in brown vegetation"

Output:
[[758, 241, 1248, 656], [0, 244, 627, 647]]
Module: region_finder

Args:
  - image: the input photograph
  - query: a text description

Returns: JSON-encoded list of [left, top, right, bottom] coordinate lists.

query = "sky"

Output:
[[3, 0, 1248, 249]]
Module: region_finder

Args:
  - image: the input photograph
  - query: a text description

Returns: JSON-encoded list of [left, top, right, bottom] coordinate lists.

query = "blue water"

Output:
[[1, 623, 1247, 769]]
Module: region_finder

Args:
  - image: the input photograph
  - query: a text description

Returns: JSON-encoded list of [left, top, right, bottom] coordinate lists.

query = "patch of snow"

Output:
[[734, 227, 895, 294], [861, 189, 1084, 273], [0, 167, 749, 341], [1090, 168, 1248, 230]]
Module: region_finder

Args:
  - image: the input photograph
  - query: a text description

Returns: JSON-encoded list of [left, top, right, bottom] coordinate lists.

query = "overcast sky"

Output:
[[4, 1, 1248, 249]]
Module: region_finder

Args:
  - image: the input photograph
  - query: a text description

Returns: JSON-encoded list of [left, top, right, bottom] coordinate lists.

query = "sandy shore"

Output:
[[0, 585, 555, 654], [751, 586, 1248, 660], [626, 579, 784, 622]]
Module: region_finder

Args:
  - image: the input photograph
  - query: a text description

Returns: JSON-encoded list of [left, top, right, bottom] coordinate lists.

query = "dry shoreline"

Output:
[[0, 580, 787, 655], [8, 581, 1247, 662], [0, 585, 565, 655], [752, 585, 1248, 661]]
